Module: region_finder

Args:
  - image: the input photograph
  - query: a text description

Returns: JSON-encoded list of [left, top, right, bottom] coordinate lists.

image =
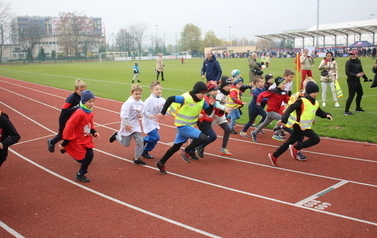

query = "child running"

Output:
[[226, 78, 247, 134], [141, 81, 166, 159], [132, 62, 141, 83], [109, 84, 146, 165], [251, 76, 290, 142], [47, 79, 87, 153], [240, 76, 267, 137], [60, 90, 99, 182], [195, 81, 231, 158], [268, 82, 333, 167], [155, 81, 209, 174], [0, 110, 21, 167]]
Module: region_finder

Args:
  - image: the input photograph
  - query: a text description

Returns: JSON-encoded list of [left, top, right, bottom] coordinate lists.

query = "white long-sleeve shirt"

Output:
[[142, 93, 166, 134], [119, 96, 144, 136]]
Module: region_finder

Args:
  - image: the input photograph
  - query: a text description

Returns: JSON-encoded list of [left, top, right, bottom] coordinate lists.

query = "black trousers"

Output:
[[156, 71, 164, 80], [76, 148, 94, 175], [273, 124, 320, 158], [345, 79, 363, 112]]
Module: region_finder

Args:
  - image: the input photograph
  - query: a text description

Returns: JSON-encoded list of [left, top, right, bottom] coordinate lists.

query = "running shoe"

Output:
[[220, 148, 232, 156], [179, 149, 191, 163], [268, 153, 278, 167], [251, 131, 257, 142], [272, 135, 284, 142], [156, 161, 167, 174], [239, 132, 249, 138]]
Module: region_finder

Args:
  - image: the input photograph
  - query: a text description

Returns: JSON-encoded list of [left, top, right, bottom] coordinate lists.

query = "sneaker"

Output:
[[289, 144, 307, 161], [230, 129, 238, 134], [138, 80, 141, 82], [156, 161, 167, 174], [132, 80, 134, 83], [195, 147, 204, 158], [47, 139, 55, 153], [272, 135, 284, 142], [179, 149, 191, 163], [335, 102, 340, 108], [141, 151, 154, 159], [133, 158, 147, 165], [276, 130, 286, 138], [268, 153, 278, 167], [344, 111, 354, 115], [322, 102, 326, 107], [239, 132, 249, 138], [189, 151, 199, 160], [109, 131, 118, 143], [251, 131, 257, 142], [355, 108, 365, 112], [220, 148, 232, 156], [75, 172, 90, 182], [60, 148, 66, 154]]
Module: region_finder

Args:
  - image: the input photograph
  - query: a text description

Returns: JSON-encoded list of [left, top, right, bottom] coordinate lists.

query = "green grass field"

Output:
[[1, 57, 376, 143]]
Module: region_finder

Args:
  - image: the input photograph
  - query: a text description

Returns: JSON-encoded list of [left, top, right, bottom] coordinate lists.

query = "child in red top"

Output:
[[61, 90, 99, 182], [251, 77, 290, 142]]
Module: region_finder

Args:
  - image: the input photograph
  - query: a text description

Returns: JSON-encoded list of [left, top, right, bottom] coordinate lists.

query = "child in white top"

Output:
[[109, 84, 146, 165], [141, 81, 166, 159]]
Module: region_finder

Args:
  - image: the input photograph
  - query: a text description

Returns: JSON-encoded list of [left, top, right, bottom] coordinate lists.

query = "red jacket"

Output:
[[63, 108, 95, 160], [257, 88, 289, 113]]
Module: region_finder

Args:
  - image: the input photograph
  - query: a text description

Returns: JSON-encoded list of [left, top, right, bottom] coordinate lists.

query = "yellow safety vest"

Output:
[[286, 97, 318, 130], [168, 92, 204, 127], [225, 88, 242, 109]]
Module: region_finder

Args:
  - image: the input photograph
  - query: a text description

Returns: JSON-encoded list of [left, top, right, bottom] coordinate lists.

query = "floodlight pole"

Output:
[[229, 26, 231, 46], [316, 0, 319, 49]]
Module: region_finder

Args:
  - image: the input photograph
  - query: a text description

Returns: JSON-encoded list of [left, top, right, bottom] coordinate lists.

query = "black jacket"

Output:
[[0, 113, 21, 166], [345, 58, 368, 81]]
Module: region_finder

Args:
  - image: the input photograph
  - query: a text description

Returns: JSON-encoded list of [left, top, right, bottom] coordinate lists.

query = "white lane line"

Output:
[[0, 221, 25, 238], [295, 180, 349, 206], [8, 149, 221, 238]]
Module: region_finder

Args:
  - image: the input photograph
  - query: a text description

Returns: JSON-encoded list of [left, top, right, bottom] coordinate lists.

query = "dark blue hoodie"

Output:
[[200, 55, 222, 82]]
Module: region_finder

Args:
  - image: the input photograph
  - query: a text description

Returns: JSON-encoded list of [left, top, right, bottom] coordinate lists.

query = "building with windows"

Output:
[[3, 16, 105, 61]]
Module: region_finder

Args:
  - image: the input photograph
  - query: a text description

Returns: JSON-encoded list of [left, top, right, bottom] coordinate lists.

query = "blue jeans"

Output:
[[143, 129, 160, 152], [229, 108, 241, 130]]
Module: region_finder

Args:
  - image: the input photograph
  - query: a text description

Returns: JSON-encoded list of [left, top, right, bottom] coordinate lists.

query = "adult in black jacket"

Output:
[[201, 51, 222, 83], [0, 111, 21, 167], [344, 50, 372, 115]]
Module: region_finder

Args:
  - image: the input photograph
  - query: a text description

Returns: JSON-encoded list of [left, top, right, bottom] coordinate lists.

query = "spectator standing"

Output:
[[344, 50, 372, 115], [319, 52, 340, 107], [300, 49, 314, 89], [201, 51, 222, 83], [156, 53, 165, 81], [249, 53, 262, 83]]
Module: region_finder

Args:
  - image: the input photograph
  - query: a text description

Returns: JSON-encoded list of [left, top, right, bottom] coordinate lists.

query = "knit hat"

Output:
[[81, 90, 95, 104], [192, 81, 209, 94], [233, 78, 244, 86], [265, 74, 273, 81], [220, 76, 232, 88], [305, 81, 319, 94], [275, 76, 286, 87], [206, 81, 219, 92], [231, 69, 241, 77]]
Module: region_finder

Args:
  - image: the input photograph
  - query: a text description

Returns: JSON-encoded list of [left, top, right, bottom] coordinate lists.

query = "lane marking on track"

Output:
[[9, 148, 377, 227], [295, 180, 348, 206], [0, 221, 25, 238], [8, 149, 221, 238]]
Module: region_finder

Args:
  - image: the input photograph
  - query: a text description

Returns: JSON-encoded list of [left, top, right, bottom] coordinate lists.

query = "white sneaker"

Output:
[[335, 102, 340, 107], [322, 102, 326, 107]]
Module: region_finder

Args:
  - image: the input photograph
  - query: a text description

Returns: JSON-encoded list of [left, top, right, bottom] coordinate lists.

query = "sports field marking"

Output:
[[0, 221, 25, 238]]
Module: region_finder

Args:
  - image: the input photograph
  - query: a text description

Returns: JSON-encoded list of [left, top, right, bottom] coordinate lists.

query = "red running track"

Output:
[[0, 77, 376, 237]]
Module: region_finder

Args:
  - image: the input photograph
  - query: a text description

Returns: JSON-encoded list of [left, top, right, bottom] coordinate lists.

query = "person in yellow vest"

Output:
[[155, 81, 209, 174], [225, 78, 247, 134], [268, 82, 333, 167]]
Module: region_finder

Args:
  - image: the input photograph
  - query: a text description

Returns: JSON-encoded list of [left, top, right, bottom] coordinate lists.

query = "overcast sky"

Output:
[[11, 0, 376, 45]]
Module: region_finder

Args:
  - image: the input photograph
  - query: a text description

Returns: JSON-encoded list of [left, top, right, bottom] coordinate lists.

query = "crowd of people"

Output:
[[2, 49, 376, 182]]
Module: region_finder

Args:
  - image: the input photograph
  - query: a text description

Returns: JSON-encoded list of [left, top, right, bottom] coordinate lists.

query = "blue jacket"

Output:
[[201, 56, 222, 82]]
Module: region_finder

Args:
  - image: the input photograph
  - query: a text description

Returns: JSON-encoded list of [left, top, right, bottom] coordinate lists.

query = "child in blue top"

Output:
[[132, 62, 141, 83], [240, 75, 267, 137]]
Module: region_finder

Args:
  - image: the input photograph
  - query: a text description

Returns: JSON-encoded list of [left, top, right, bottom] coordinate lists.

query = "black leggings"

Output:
[[76, 148, 94, 175], [345, 79, 363, 112], [156, 71, 164, 80]]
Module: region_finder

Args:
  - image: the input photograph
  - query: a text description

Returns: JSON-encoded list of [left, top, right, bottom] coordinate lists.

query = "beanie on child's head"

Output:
[[81, 90, 95, 104], [192, 81, 209, 94], [275, 77, 286, 87], [305, 81, 319, 94]]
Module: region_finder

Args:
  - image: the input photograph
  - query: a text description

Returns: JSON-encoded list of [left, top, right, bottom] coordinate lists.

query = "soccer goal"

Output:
[[99, 52, 129, 63]]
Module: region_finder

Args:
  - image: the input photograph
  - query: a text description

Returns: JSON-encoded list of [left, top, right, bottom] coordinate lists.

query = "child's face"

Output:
[[195, 92, 206, 100], [278, 81, 286, 89], [84, 98, 95, 110], [310, 92, 318, 99], [285, 75, 294, 82], [132, 90, 142, 101], [151, 85, 162, 97], [77, 86, 87, 95], [235, 82, 243, 89], [256, 80, 265, 88], [222, 85, 231, 91]]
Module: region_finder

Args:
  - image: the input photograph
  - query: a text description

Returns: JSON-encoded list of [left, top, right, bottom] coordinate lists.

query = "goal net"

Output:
[[99, 52, 129, 63]]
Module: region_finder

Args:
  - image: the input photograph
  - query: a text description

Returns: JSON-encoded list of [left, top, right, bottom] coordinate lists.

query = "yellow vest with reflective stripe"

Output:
[[225, 88, 242, 109], [286, 97, 318, 130], [170, 92, 204, 127]]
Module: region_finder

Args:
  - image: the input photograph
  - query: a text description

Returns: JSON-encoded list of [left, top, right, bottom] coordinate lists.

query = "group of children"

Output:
[[45, 64, 334, 181]]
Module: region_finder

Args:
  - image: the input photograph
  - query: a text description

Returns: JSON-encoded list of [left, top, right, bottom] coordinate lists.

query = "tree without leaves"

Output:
[[0, 1, 13, 62], [116, 28, 135, 55], [179, 23, 202, 54], [128, 22, 147, 60]]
